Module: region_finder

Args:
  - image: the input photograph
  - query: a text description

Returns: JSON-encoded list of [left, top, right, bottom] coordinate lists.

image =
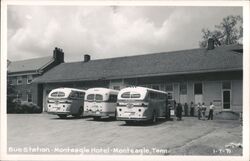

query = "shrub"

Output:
[[8, 99, 42, 114]]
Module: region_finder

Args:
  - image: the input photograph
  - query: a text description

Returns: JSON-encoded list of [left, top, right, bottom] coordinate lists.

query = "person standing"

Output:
[[197, 103, 201, 120], [184, 103, 188, 116], [176, 103, 183, 121], [201, 102, 206, 120], [207, 102, 215, 120], [190, 101, 195, 116]]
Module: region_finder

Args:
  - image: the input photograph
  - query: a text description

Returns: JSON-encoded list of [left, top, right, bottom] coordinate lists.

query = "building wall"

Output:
[[231, 80, 243, 112], [8, 74, 39, 102], [39, 71, 243, 113]]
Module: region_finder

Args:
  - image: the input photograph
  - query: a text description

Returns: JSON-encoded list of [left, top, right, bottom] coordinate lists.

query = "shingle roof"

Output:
[[8, 56, 54, 74], [33, 44, 243, 83]]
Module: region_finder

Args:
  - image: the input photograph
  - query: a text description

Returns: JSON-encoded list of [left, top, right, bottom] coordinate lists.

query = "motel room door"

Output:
[[222, 82, 231, 110], [194, 82, 203, 104], [222, 90, 231, 110]]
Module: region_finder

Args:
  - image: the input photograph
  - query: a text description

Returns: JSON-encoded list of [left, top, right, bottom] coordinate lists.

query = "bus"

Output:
[[84, 88, 119, 120], [116, 86, 170, 124], [47, 87, 86, 118]]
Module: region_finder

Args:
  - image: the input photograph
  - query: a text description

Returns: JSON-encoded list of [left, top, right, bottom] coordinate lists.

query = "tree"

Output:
[[199, 15, 242, 48]]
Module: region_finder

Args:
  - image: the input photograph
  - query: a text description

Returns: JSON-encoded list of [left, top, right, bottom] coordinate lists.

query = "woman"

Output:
[[184, 103, 188, 116], [197, 103, 201, 120], [201, 102, 207, 120]]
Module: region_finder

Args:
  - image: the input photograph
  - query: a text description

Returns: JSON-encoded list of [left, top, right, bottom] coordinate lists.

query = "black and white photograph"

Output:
[[1, 0, 249, 160]]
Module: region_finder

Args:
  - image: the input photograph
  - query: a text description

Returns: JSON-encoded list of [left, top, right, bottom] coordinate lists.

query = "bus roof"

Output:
[[119, 86, 167, 94], [50, 87, 86, 93], [85, 87, 119, 95]]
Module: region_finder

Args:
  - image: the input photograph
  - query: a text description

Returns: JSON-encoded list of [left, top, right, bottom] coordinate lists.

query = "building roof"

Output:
[[8, 56, 54, 74], [34, 44, 243, 83]]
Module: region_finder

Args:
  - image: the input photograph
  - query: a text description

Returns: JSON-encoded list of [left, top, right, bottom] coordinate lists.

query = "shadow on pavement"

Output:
[[119, 118, 172, 127], [50, 116, 91, 120], [86, 117, 117, 122]]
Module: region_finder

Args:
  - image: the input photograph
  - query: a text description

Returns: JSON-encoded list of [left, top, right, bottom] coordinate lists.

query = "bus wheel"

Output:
[[125, 120, 133, 125], [58, 114, 67, 119], [113, 110, 117, 121], [93, 116, 101, 121]]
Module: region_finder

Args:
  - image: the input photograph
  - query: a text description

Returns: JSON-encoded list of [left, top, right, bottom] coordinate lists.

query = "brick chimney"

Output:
[[53, 47, 64, 63], [84, 54, 91, 62], [207, 38, 215, 50]]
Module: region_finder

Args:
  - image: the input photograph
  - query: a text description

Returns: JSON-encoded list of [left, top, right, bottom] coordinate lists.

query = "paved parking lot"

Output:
[[7, 113, 242, 155]]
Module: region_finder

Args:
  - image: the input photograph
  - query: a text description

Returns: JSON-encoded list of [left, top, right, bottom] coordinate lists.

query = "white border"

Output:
[[1, 0, 249, 161]]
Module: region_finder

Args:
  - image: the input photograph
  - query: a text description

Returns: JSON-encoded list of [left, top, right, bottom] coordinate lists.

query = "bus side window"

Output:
[[108, 94, 117, 103], [79, 92, 85, 99], [149, 92, 156, 99], [70, 91, 79, 99]]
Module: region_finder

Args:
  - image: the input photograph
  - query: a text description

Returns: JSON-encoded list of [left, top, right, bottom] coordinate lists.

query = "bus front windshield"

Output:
[[50, 91, 66, 98], [86, 94, 104, 101], [121, 92, 141, 99]]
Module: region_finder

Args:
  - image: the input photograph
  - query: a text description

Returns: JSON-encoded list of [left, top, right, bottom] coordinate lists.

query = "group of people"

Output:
[[175, 101, 215, 121]]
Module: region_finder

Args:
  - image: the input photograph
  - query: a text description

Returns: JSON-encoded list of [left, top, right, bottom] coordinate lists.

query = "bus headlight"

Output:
[[138, 109, 141, 112]]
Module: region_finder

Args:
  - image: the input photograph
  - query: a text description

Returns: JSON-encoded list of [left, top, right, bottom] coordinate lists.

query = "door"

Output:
[[194, 83, 203, 104], [37, 84, 43, 112], [223, 90, 231, 109]]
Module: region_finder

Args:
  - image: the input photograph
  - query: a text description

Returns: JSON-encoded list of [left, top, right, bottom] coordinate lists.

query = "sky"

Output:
[[7, 5, 242, 62]]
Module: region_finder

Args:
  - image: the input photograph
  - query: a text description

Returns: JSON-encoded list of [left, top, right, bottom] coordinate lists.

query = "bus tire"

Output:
[[93, 116, 101, 121], [58, 114, 67, 119], [125, 120, 133, 125], [113, 110, 117, 121]]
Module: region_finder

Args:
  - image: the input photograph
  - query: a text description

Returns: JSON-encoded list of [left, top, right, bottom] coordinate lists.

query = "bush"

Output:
[[8, 99, 42, 114]]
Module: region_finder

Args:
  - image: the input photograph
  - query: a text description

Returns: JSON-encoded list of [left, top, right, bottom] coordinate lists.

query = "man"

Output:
[[190, 101, 195, 116], [176, 103, 183, 121], [207, 102, 215, 120]]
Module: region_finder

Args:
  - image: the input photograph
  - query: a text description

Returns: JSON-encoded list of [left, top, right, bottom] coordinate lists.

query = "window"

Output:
[[222, 82, 231, 89], [58, 92, 65, 97], [180, 83, 187, 95], [51, 92, 58, 97], [131, 92, 140, 98], [95, 94, 103, 101], [167, 92, 173, 100], [108, 94, 117, 103], [17, 93, 22, 100], [70, 92, 79, 98], [8, 79, 14, 85], [165, 83, 173, 91], [17, 76, 22, 85], [194, 83, 203, 95], [87, 94, 95, 101], [166, 83, 173, 100], [113, 86, 120, 90], [121, 92, 130, 98], [27, 93, 32, 102], [79, 92, 85, 99], [27, 75, 33, 84]]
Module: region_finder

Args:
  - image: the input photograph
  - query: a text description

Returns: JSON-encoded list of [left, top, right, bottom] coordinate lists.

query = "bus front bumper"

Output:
[[116, 116, 148, 121], [47, 111, 71, 115], [84, 111, 115, 117]]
